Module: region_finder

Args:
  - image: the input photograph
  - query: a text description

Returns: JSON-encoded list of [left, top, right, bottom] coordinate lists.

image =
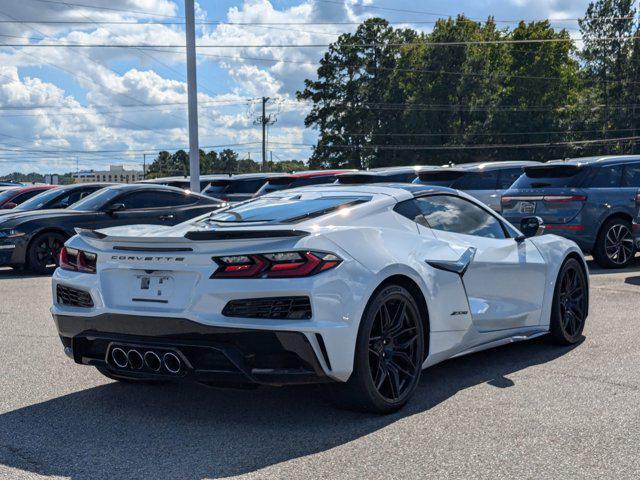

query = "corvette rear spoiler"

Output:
[[75, 227, 309, 243], [184, 229, 309, 241]]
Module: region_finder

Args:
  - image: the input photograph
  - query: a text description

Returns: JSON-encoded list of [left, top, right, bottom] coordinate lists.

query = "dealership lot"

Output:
[[0, 264, 638, 480]]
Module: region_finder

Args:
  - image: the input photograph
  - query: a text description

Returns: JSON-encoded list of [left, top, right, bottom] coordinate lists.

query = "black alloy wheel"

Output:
[[550, 258, 588, 345], [334, 284, 425, 413], [594, 218, 635, 269], [27, 232, 66, 274], [368, 294, 422, 402]]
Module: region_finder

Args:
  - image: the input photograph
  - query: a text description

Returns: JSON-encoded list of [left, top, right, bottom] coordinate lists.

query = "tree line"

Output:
[[298, 0, 640, 169], [145, 149, 306, 178]]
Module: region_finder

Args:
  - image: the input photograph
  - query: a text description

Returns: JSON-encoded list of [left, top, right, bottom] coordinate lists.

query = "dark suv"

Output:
[[502, 155, 640, 268]]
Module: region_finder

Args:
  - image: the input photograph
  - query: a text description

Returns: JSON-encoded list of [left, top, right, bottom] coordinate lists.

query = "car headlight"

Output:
[[0, 229, 25, 239]]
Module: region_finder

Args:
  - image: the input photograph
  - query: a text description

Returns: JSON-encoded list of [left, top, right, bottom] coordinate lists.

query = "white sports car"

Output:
[[51, 184, 589, 413]]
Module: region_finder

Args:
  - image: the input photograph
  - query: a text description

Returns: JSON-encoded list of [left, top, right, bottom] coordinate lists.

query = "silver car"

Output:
[[414, 161, 540, 211]]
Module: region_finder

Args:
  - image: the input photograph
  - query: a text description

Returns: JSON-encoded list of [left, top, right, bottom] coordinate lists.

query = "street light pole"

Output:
[[185, 0, 200, 192]]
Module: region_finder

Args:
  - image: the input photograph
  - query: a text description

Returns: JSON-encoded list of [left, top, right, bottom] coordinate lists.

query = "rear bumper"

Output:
[[54, 313, 331, 386], [503, 215, 593, 251]]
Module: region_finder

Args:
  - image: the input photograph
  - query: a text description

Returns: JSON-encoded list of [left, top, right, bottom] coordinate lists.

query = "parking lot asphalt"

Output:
[[0, 262, 639, 480]]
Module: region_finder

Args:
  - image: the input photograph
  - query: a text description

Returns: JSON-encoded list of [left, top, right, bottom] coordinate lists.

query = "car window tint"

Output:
[[208, 195, 371, 223], [414, 195, 506, 239], [393, 199, 430, 227], [296, 175, 337, 186], [453, 172, 498, 190], [228, 179, 267, 194], [623, 163, 640, 187], [12, 190, 45, 204], [119, 191, 185, 209], [511, 165, 589, 189], [589, 165, 623, 188], [498, 168, 525, 189]]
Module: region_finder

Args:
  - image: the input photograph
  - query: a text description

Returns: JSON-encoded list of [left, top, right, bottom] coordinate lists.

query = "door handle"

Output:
[[159, 214, 175, 220]]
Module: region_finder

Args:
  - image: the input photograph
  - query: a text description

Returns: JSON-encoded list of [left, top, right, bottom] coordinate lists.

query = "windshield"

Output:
[[69, 188, 121, 211], [207, 195, 371, 224], [511, 165, 588, 189], [13, 188, 65, 211]]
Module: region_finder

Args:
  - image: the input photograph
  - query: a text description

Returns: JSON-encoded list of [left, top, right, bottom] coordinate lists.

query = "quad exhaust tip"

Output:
[[163, 352, 181, 374], [127, 349, 144, 370], [111, 347, 128, 368], [143, 351, 162, 372], [111, 347, 182, 374]]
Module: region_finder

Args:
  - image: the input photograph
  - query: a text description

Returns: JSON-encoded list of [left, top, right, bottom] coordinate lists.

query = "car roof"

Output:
[[356, 165, 439, 174], [432, 161, 540, 172], [207, 173, 282, 182], [545, 155, 640, 167], [273, 182, 457, 199], [9, 184, 57, 192], [105, 183, 193, 193], [139, 174, 230, 183], [268, 169, 355, 180], [58, 182, 115, 189]]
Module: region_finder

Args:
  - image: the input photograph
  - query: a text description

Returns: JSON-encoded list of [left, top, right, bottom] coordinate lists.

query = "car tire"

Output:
[[333, 284, 425, 414], [549, 257, 588, 345], [26, 231, 67, 274], [593, 217, 635, 269], [95, 366, 164, 384]]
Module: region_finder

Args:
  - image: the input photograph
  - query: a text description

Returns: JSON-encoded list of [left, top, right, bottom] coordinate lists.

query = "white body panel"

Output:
[[51, 185, 587, 383]]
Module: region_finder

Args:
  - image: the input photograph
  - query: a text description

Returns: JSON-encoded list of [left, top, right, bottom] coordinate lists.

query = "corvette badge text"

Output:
[[111, 255, 186, 262]]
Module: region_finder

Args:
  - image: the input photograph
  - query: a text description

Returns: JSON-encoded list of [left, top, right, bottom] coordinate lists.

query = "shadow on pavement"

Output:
[[585, 257, 640, 276], [0, 337, 581, 480], [0, 267, 49, 280]]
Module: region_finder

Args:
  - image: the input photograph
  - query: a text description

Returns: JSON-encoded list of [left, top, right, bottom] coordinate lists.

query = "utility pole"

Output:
[[255, 97, 277, 172], [261, 96, 269, 172], [143, 153, 147, 179], [185, 0, 200, 192]]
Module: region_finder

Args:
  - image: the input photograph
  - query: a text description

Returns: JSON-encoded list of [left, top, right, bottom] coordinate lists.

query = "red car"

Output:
[[253, 170, 356, 197], [0, 185, 57, 209]]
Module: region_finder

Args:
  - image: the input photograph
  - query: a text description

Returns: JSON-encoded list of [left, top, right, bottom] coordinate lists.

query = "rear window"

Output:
[[205, 179, 266, 195], [336, 174, 384, 184], [207, 195, 371, 224], [510, 165, 589, 189], [205, 180, 231, 195], [588, 165, 623, 188], [453, 171, 498, 190], [416, 171, 465, 187]]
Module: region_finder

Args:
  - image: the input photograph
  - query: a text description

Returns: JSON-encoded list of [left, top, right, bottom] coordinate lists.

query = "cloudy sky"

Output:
[[0, 0, 591, 175]]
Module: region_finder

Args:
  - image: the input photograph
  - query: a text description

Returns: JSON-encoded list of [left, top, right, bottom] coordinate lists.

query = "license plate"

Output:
[[519, 201, 536, 214], [133, 274, 174, 302]]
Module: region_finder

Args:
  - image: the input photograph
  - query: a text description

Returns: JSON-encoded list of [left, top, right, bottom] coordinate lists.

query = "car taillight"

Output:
[[211, 251, 341, 278], [60, 246, 97, 273], [542, 195, 587, 202]]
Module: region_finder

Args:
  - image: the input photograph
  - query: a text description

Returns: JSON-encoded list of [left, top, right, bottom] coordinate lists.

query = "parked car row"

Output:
[[2, 155, 640, 272], [0, 184, 222, 273]]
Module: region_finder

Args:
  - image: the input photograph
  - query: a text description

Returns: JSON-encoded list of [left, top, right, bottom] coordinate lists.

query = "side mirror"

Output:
[[1, 202, 17, 209], [519, 216, 545, 239], [104, 203, 125, 215]]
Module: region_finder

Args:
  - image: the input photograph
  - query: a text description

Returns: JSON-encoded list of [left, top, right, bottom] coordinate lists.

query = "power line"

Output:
[[0, 142, 263, 155], [0, 10, 186, 128], [61, 3, 221, 99], [21, 0, 638, 24], [268, 135, 640, 150], [4, 35, 640, 48], [0, 99, 253, 110], [28, 0, 184, 19]]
